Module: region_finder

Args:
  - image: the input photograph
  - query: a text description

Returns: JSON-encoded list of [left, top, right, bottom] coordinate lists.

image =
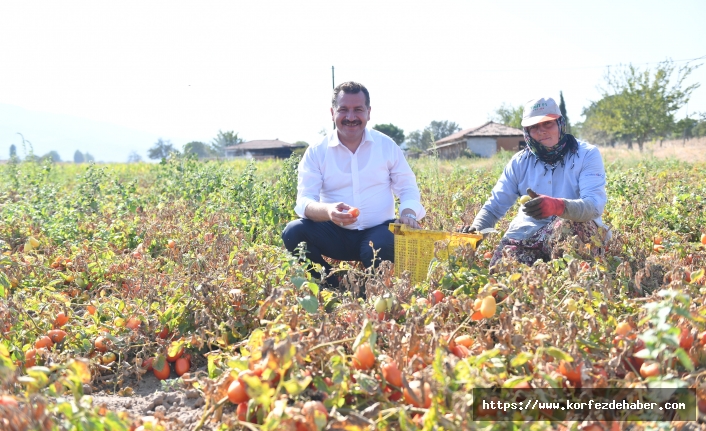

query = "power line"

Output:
[[336, 54, 706, 74]]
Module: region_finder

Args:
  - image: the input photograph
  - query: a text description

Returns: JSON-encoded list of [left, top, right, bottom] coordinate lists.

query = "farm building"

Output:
[[427, 122, 524, 159], [224, 139, 305, 160]]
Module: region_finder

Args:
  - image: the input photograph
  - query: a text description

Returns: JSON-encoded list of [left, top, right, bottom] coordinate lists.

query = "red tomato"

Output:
[[228, 380, 250, 404], [153, 363, 171, 380], [175, 357, 190, 376], [349, 207, 360, 217], [430, 290, 445, 305], [381, 360, 402, 387], [166, 346, 184, 362]]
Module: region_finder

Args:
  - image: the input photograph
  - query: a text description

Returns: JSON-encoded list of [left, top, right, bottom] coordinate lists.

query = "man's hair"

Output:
[[332, 81, 370, 108]]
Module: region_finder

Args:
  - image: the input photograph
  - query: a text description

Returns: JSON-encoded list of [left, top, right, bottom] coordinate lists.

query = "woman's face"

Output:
[[528, 120, 560, 147]]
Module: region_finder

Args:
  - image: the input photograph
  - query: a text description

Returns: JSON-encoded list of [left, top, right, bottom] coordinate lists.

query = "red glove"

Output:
[[522, 188, 565, 219]]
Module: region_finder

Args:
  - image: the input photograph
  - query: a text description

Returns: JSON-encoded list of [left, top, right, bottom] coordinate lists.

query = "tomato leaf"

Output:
[[543, 347, 573, 362], [168, 340, 184, 358], [352, 320, 375, 352], [675, 348, 694, 372], [298, 295, 319, 315]]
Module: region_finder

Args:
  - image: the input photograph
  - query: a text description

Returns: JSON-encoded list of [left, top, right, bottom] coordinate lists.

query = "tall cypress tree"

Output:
[[559, 91, 570, 133]]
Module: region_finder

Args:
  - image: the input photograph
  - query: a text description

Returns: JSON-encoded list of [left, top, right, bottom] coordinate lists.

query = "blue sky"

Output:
[[1, 0, 705, 162]]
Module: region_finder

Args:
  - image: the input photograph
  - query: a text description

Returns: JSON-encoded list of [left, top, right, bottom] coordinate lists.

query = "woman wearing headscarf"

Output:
[[459, 97, 609, 270]]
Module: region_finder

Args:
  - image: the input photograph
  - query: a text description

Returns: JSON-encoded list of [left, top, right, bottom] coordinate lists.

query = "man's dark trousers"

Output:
[[282, 218, 396, 285]]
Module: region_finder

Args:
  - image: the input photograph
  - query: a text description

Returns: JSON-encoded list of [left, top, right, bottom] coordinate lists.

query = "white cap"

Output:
[[521, 97, 562, 127]]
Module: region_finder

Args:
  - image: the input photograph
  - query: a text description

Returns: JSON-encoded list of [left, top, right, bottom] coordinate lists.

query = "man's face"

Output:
[[331, 91, 370, 141]]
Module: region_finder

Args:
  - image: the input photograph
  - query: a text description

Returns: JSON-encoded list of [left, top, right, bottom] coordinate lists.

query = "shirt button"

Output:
[[548, 181, 551, 184]]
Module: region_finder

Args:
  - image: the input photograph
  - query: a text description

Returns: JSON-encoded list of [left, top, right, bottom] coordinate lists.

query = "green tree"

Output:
[[211, 130, 243, 157], [559, 91, 570, 132], [84, 152, 95, 162], [183, 141, 212, 159], [406, 121, 461, 151], [373, 123, 405, 144], [405, 129, 434, 151], [148, 138, 179, 160], [73, 150, 85, 163], [127, 151, 142, 163], [591, 59, 701, 151], [575, 98, 620, 146], [429, 120, 461, 140], [9, 144, 16, 158], [673, 117, 698, 142], [490, 103, 523, 129], [42, 150, 61, 162]]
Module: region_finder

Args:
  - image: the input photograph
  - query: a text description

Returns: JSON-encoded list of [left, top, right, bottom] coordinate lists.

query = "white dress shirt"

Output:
[[294, 128, 425, 230]]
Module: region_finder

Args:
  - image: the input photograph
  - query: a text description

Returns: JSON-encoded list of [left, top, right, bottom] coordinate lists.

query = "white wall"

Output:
[[467, 137, 497, 158]]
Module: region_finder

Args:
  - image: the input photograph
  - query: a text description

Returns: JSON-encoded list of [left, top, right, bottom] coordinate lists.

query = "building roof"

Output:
[[225, 139, 305, 151], [434, 121, 523, 146]]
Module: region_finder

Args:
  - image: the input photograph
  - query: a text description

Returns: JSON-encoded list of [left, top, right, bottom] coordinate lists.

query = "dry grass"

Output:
[[600, 137, 706, 164]]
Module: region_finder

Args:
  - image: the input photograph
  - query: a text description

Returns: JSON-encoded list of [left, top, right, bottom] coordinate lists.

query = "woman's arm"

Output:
[[560, 146, 607, 222], [471, 158, 522, 230]]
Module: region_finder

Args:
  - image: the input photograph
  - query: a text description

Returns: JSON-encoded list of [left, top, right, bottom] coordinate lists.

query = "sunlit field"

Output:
[[1, 145, 706, 431]]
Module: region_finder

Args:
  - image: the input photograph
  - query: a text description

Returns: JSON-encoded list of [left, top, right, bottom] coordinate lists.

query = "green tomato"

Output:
[[519, 195, 531, 205], [374, 297, 387, 314], [385, 296, 394, 310]]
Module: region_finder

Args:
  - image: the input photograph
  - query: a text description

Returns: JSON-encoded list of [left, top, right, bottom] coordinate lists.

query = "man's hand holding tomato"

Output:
[[328, 203, 360, 227]]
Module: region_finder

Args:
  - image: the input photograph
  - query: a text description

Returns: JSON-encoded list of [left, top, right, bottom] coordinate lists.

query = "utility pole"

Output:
[[332, 66, 335, 130]]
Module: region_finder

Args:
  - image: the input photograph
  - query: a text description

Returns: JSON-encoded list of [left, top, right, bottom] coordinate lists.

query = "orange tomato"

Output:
[[167, 346, 184, 362], [94, 336, 109, 352], [451, 345, 469, 358], [701, 233, 706, 245], [430, 290, 445, 305], [34, 336, 53, 350], [349, 207, 360, 217], [47, 329, 67, 343], [175, 357, 190, 376], [381, 360, 402, 387], [86, 305, 96, 315], [126, 317, 141, 330], [352, 343, 375, 370], [143, 357, 155, 371], [480, 296, 496, 318], [167, 240, 176, 249], [0, 395, 19, 407], [640, 362, 660, 378], [25, 348, 37, 368], [236, 402, 249, 422], [471, 311, 484, 321], [483, 251, 493, 259], [157, 325, 170, 339], [615, 321, 631, 336], [679, 327, 695, 350], [153, 362, 171, 380], [228, 380, 250, 404], [653, 235, 663, 245], [54, 312, 69, 328], [454, 334, 473, 348], [653, 244, 665, 253], [558, 360, 582, 385], [403, 380, 432, 408]]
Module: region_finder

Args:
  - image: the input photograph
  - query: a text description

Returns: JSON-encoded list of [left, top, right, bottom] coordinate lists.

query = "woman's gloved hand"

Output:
[[457, 225, 484, 245], [522, 188, 565, 219], [458, 225, 477, 234]]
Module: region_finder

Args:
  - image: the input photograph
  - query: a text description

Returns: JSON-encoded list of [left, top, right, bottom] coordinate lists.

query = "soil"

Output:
[[88, 366, 220, 431]]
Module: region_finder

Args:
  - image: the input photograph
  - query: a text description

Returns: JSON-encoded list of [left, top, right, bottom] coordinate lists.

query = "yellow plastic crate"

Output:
[[388, 223, 483, 284]]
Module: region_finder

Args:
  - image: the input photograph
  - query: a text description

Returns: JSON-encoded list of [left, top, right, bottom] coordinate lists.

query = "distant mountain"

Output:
[[0, 104, 178, 162]]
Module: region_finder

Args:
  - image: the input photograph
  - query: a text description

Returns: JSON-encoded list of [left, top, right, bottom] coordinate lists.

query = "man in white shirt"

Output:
[[282, 81, 425, 288]]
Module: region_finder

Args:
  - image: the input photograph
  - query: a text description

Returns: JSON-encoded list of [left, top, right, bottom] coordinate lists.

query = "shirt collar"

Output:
[[328, 127, 373, 147]]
